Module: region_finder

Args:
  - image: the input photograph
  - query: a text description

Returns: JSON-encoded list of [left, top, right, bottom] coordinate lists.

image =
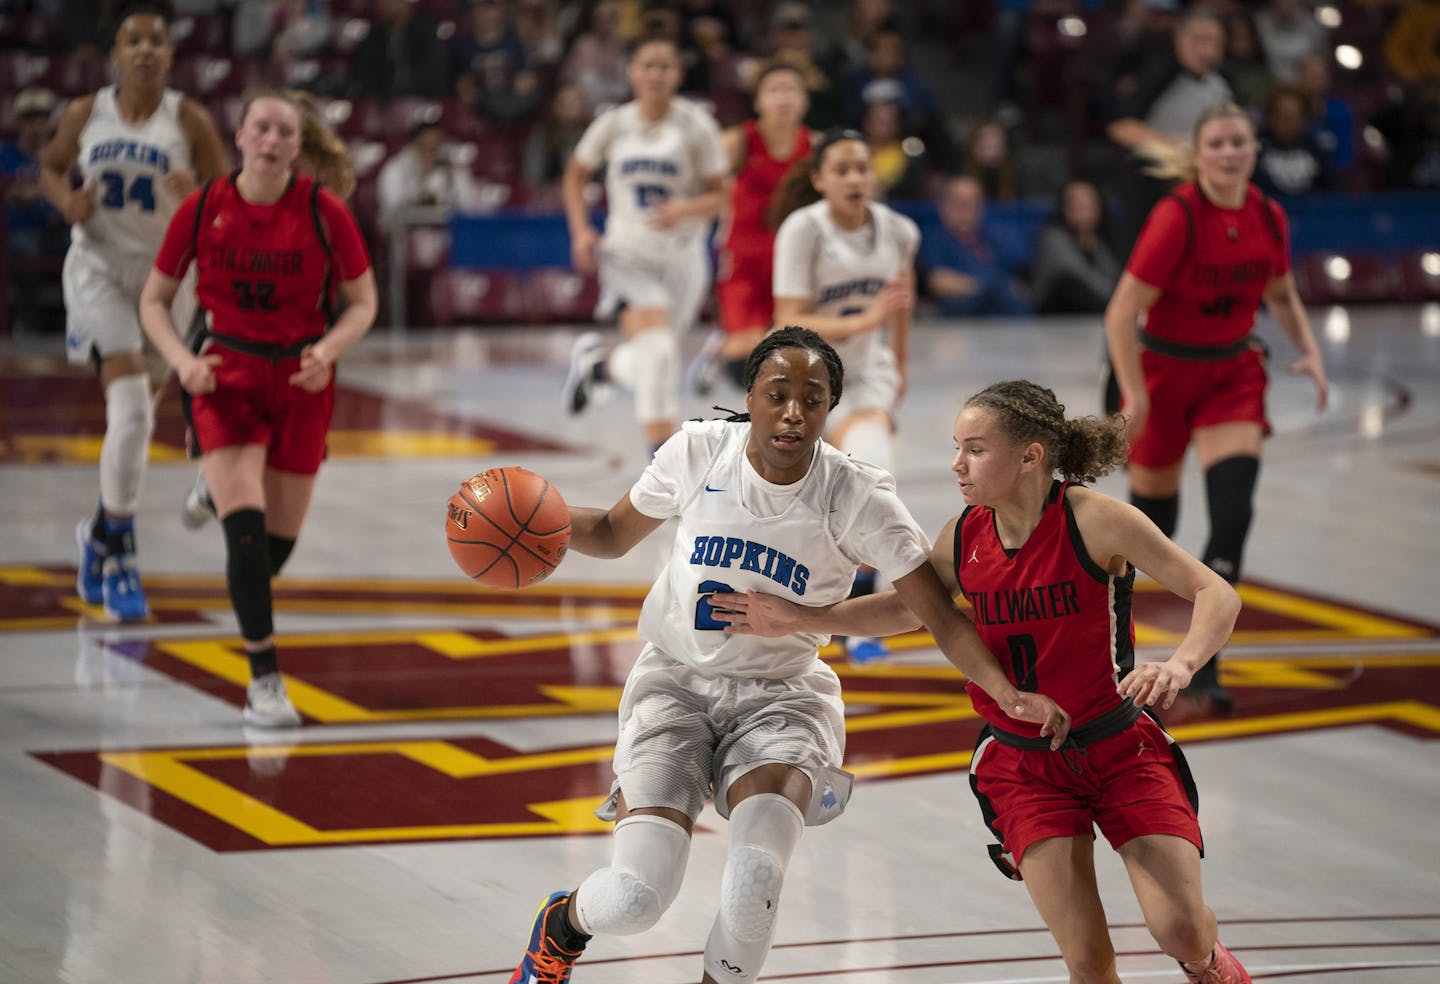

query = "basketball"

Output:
[[446, 467, 571, 589]]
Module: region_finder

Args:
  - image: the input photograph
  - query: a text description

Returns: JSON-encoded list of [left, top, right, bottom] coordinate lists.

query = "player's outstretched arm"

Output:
[[1070, 489, 1241, 710], [567, 494, 665, 559], [711, 588, 918, 638]]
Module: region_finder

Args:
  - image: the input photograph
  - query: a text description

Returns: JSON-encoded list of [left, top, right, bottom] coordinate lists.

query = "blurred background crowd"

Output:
[[3, 0, 1438, 332]]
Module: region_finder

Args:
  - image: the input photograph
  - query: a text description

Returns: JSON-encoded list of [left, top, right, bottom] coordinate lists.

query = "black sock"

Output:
[[90, 504, 107, 546], [590, 360, 607, 383], [247, 645, 278, 679], [547, 892, 591, 949]]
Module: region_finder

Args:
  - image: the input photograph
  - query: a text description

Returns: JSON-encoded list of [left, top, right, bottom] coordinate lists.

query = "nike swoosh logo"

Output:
[[705, 484, 725, 492]]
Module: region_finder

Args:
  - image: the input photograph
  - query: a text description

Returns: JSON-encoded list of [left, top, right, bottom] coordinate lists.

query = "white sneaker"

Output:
[[243, 673, 302, 728], [561, 331, 606, 415], [683, 329, 725, 396], [180, 471, 215, 529]]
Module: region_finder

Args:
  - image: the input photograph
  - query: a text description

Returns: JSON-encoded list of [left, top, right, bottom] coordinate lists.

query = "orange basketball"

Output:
[[446, 466, 571, 589]]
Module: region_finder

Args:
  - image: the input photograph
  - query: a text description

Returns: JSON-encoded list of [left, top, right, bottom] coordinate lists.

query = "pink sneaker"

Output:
[[1180, 941, 1251, 984]]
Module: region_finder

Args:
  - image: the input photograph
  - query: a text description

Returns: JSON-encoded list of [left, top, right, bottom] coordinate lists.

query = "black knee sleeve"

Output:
[[1202, 455, 1259, 584], [223, 509, 274, 643], [267, 534, 296, 577], [1131, 492, 1180, 539]]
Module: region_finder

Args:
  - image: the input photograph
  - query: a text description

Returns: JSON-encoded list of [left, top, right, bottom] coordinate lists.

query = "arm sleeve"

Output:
[[572, 109, 614, 171], [1125, 195, 1189, 288], [318, 188, 372, 280], [628, 421, 723, 519], [772, 212, 817, 299], [153, 190, 201, 278]]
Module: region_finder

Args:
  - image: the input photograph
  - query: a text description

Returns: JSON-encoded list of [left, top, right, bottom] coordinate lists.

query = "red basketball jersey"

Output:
[[722, 121, 811, 259], [155, 172, 370, 346], [1127, 182, 1290, 347], [956, 483, 1136, 735]]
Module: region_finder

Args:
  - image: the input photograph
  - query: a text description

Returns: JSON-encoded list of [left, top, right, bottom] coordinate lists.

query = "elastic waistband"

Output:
[[1140, 330, 1254, 362], [988, 698, 1141, 752], [209, 332, 324, 362]]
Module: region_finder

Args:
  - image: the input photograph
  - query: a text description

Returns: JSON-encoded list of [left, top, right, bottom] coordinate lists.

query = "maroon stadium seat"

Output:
[[522, 268, 601, 324], [1395, 249, 1440, 302], [429, 270, 527, 326]]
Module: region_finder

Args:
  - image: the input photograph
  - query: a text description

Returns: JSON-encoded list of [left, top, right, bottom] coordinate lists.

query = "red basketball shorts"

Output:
[[716, 250, 774, 336], [969, 714, 1202, 866], [1128, 347, 1269, 468], [191, 346, 334, 475]]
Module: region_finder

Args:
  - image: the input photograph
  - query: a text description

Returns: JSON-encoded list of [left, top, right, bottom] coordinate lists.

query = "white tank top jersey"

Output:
[[629, 419, 932, 679], [772, 199, 920, 374], [72, 85, 192, 263], [572, 96, 728, 262]]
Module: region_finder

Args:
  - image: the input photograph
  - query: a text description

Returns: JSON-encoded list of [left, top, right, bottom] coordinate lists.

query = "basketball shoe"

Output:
[[561, 332, 606, 415], [1180, 941, 1252, 984], [244, 673, 302, 728], [181, 471, 216, 529], [845, 636, 888, 665], [101, 551, 149, 622], [510, 890, 587, 983], [75, 519, 106, 606], [1181, 655, 1234, 715]]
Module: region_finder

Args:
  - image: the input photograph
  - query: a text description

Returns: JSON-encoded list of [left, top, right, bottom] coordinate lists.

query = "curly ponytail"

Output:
[[966, 380, 1128, 483]]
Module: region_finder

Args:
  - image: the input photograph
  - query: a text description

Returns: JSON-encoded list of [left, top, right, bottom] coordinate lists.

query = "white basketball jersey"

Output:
[[573, 97, 727, 262], [72, 86, 191, 263], [629, 420, 931, 679], [772, 200, 920, 374]]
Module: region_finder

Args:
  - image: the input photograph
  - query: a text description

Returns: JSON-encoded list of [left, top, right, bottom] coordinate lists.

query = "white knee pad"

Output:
[[99, 373, 154, 514], [840, 415, 895, 477], [606, 328, 679, 424], [703, 794, 805, 984], [573, 814, 690, 937]]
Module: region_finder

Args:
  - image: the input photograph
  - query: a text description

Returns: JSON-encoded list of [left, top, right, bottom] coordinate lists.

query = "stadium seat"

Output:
[[0, 52, 52, 92], [171, 55, 246, 98], [331, 17, 373, 53], [522, 268, 601, 324], [1295, 251, 1400, 305], [429, 270, 527, 326], [171, 14, 229, 55], [385, 99, 444, 142], [346, 139, 388, 182], [1395, 250, 1440, 301]]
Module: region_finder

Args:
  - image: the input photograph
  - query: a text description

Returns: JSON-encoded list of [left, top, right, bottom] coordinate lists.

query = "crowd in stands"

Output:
[[3, 0, 1438, 331]]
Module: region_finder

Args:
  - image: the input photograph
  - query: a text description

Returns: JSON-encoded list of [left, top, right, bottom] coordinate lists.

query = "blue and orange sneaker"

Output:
[[510, 890, 586, 983]]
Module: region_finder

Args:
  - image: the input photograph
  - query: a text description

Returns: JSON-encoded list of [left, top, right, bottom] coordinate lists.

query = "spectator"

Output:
[[841, 26, 936, 132], [1, 87, 68, 333], [1107, 8, 1232, 249], [843, 0, 897, 73], [1384, 0, 1440, 83], [451, 0, 542, 123], [1223, 10, 1274, 113], [1254, 83, 1336, 197], [1373, 79, 1440, 190], [560, 0, 631, 110], [352, 0, 450, 98], [962, 118, 1022, 201], [514, 0, 565, 67], [1030, 178, 1122, 315], [920, 175, 1030, 318], [768, 2, 848, 130], [377, 121, 481, 222], [521, 83, 591, 188], [232, 1, 332, 60], [862, 98, 929, 201], [1254, 0, 1328, 83], [1296, 52, 1355, 172]]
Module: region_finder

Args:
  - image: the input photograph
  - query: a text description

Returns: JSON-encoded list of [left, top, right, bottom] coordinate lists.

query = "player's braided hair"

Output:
[[720, 326, 844, 422], [965, 380, 1127, 483]]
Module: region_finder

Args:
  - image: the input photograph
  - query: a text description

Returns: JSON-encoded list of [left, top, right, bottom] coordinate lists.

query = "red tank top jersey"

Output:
[[1127, 182, 1289, 347], [722, 120, 811, 259], [956, 483, 1137, 736], [154, 172, 371, 346]]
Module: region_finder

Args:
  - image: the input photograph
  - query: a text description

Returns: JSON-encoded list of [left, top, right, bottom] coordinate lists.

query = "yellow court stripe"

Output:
[[844, 705, 979, 732], [851, 749, 974, 778], [1165, 700, 1440, 742], [101, 751, 321, 845], [1236, 583, 1428, 638]]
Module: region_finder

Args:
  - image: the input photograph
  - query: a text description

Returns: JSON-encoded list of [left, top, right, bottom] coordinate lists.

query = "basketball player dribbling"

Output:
[[508, 328, 1069, 984]]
